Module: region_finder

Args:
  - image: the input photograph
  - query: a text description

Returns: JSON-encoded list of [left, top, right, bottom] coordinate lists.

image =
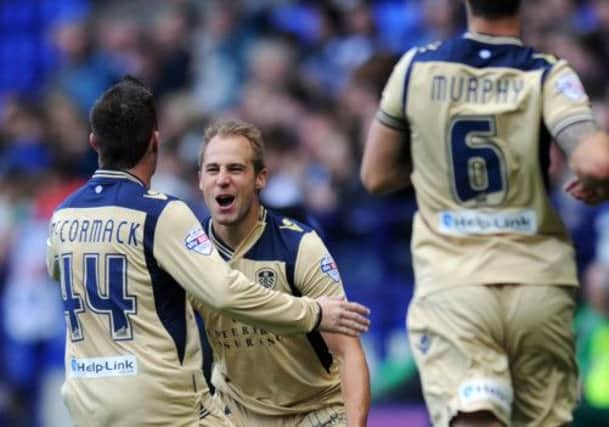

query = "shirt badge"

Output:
[[320, 255, 341, 282], [556, 73, 586, 102], [184, 227, 212, 256], [256, 268, 277, 289]]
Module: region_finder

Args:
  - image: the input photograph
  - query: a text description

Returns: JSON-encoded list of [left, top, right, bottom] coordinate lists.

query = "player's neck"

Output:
[[468, 15, 521, 38], [126, 163, 152, 188], [213, 202, 261, 250], [126, 147, 158, 188]]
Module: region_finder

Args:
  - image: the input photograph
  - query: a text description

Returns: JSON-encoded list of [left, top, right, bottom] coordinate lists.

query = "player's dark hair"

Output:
[[89, 76, 158, 169], [466, 0, 521, 19]]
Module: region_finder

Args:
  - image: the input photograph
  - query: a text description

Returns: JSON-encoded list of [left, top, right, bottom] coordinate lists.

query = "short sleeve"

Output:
[[377, 48, 417, 131], [543, 60, 595, 138], [294, 231, 346, 299]]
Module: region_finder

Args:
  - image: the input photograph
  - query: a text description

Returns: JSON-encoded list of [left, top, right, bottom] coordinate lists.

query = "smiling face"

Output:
[[199, 134, 267, 230]]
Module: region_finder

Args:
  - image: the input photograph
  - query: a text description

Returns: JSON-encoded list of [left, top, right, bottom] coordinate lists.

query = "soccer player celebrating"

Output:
[[46, 77, 370, 427], [361, 0, 609, 426], [195, 120, 371, 427]]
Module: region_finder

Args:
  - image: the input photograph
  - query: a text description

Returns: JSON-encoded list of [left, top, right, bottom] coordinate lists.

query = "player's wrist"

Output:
[[313, 301, 323, 331]]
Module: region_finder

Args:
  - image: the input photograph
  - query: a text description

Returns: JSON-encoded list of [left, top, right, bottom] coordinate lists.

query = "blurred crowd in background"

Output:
[[1, 0, 609, 426]]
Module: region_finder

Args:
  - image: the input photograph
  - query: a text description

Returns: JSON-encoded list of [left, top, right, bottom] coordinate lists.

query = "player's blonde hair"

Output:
[[200, 120, 265, 174]]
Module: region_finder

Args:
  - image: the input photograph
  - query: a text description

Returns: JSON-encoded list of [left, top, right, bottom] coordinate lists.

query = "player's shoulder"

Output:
[[408, 37, 455, 61], [112, 182, 181, 219], [266, 209, 315, 238], [393, 40, 444, 68], [414, 40, 444, 54], [54, 182, 91, 212], [409, 34, 560, 73], [54, 175, 181, 219], [245, 209, 316, 264]]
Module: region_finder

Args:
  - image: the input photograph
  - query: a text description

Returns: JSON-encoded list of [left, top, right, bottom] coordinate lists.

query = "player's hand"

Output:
[[315, 296, 370, 337], [564, 177, 608, 204], [570, 131, 609, 182]]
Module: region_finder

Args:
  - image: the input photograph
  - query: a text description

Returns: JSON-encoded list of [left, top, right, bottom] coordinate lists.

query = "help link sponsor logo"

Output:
[[458, 378, 513, 413], [70, 355, 138, 378], [439, 209, 537, 236]]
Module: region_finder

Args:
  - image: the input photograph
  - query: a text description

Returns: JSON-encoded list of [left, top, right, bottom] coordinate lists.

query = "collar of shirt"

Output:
[[463, 31, 523, 46]]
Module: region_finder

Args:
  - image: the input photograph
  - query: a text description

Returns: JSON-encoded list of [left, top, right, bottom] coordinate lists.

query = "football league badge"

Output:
[[320, 255, 341, 282], [556, 73, 586, 102], [184, 227, 213, 256]]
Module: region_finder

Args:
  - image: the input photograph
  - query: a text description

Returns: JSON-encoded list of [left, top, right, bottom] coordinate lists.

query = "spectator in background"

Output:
[[192, 1, 253, 113], [0, 0, 90, 100], [420, 0, 465, 42], [49, 11, 120, 114], [147, 2, 194, 98], [2, 183, 69, 427], [238, 37, 304, 129], [45, 92, 97, 179], [0, 99, 50, 177], [259, 124, 310, 223]]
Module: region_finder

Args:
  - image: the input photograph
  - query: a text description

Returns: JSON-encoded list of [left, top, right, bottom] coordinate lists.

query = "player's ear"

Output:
[[89, 132, 98, 152], [150, 131, 160, 154], [255, 167, 268, 191]]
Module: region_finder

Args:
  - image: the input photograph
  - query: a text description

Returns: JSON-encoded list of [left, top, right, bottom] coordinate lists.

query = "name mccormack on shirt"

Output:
[[50, 218, 140, 247]]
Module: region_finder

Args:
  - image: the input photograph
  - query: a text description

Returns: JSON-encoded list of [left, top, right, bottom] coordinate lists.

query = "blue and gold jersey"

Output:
[[378, 32, 593, 294], [193, 207, 345, 416], [46, 171, 320, 427]]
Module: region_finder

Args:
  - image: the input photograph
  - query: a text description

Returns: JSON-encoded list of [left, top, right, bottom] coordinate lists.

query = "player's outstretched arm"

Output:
[[156, 201, 370, 336]]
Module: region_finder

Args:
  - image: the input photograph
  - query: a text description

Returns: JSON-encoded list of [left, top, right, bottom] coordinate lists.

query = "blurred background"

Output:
[[1, 0, 609, 426]]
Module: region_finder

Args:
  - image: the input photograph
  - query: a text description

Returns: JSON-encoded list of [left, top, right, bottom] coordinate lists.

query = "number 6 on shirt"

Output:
[[448, 115, 508, 205]]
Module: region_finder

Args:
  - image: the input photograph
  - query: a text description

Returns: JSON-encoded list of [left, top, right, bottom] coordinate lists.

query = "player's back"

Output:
[[380, 32, 594, 294], [47, 170, 207, 426]]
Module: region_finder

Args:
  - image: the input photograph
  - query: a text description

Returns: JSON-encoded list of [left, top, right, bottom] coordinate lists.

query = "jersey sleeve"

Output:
[[293, 231, 346, 299], [376, 48, 417, 131], [153, 201, 320, 335], [543, 60, 595, 137]]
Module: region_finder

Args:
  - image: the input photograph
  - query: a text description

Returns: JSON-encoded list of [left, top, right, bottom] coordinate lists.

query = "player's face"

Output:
[[199, 135, 267, 227]]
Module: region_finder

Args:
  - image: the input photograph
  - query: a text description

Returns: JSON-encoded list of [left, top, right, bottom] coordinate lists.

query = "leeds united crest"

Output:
[[256, 268, 276, 289]]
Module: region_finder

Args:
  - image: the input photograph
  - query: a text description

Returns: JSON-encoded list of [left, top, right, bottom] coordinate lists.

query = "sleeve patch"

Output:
[[320, 255, 341, 283], [184, 227, 212, 256], [556, 74, 586, 102]]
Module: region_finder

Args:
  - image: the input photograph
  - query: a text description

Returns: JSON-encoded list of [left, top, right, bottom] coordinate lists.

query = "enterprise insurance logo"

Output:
[[70, 355, 138, 379]]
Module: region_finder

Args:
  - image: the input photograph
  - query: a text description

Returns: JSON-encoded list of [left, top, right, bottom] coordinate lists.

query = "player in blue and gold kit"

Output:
[[46, 77, 370, 427], [194, 120, 370, 427], [361, 1, 609, 426]]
